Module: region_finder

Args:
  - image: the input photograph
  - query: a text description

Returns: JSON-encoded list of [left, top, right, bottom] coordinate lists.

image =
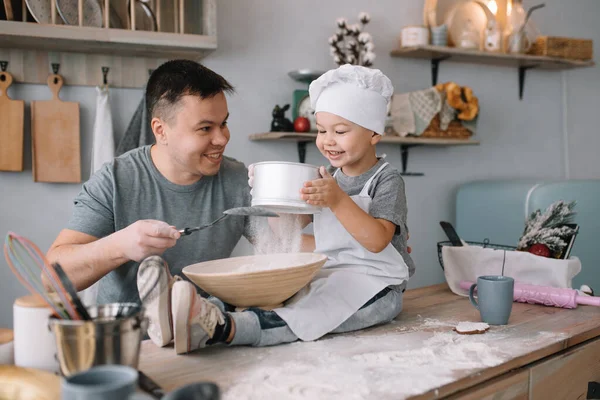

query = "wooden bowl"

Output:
[[182, 253, 327, 309]]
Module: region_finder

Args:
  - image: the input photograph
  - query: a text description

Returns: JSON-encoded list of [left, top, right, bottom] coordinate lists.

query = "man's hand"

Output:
[[301, 167, 347, 209], [115, 220, 180, 262]]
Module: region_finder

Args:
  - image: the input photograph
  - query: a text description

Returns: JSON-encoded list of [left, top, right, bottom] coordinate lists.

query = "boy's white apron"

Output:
[[275, 162, 409, 341]]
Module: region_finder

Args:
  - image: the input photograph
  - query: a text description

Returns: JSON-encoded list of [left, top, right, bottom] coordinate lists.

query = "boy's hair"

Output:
[[146, 59, 235, 123]]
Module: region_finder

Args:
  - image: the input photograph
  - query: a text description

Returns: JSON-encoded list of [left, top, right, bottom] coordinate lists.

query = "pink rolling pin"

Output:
[[459, 280, 600, 309]]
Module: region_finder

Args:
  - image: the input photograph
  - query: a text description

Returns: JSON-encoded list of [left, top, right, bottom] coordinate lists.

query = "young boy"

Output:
[[138, 64, 415, 353]]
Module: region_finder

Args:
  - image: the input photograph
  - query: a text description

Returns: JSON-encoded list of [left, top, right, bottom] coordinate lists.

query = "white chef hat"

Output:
[[309, 64, 393, 135]]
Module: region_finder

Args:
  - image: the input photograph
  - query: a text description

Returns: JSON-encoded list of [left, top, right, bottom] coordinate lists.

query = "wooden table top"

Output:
[[138, 284, 600, 399]]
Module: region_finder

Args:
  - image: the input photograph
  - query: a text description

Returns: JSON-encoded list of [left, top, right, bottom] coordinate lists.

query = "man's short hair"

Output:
[[146, 59, 234, 123]]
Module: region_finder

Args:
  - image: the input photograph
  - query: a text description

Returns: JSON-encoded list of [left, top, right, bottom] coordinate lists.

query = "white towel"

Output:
[[80, 86, 115, 307], [91, 86, 115, 173]]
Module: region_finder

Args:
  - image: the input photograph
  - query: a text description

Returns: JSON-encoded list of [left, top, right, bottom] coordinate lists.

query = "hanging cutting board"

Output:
[[31, 74, 81, 183], [0, 69, 24, 172]]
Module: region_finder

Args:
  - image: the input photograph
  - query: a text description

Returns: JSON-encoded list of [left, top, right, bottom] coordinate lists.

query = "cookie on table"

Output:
[[454, 321, 490, 335]]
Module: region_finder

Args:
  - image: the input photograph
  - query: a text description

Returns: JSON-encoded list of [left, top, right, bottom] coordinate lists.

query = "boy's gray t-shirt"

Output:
[[328, 158, 416, 278], [68, 145, 252, 304]]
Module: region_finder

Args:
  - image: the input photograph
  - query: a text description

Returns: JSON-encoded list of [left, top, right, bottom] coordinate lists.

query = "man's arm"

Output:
[[45, 220, 181, 291], [46, 229, 128, 291]]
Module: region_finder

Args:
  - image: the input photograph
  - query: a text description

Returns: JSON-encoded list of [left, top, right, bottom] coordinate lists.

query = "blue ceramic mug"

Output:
[[469, 275, 514, 325]]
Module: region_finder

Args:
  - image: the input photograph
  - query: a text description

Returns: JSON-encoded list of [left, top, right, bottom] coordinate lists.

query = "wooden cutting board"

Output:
[[0, 70, 24, 172], [31, 74, 81, 183]]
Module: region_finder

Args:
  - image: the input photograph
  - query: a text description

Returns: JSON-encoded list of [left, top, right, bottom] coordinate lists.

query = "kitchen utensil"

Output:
[[125, 0, 157, 31], [57, 0, 122, 28], [178, 206, 279, 237], [183, 252, 327, 309], [137, 370, 165, 399], [468, 275, 514, 325], [251, 161, 322, 214], [31, 72, 81, 183], [24, 0, 64, 24], [507, 3, 545, 53], [0, 67, 24, 171], [0, 365, 61, 400], [62, 364, 138, 400], [424, 0, 494, 48], [56, 0, 102, 27], [49, 303, 148, 377], [445, 1, 493, 48], [288, 69, 325, 84], [400, 25, 429, 47], [162, 382, 220, 400], [13, 295, 60, 372], [518, 3, 545, 36], [430, 24, 448, 46], [4, 232, 75, 319], [439, 221, 463, 246], [52, 263, 92, 321], [460, 280, 600, 309]]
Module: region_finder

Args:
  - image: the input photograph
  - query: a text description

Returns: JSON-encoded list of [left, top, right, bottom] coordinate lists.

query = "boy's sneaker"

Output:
[[137, 256, 180, 347], [171, 280, 226, 354]]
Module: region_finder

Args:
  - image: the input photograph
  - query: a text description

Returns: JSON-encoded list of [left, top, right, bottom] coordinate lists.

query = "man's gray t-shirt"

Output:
[[328, 158, 416, 278], [68, 145, 252, 304]]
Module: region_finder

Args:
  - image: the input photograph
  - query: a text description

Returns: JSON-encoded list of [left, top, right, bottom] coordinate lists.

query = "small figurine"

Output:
[[271, 104, 294, 132]]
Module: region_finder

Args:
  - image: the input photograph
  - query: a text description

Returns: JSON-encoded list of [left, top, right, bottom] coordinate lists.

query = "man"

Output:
[[45, 60, 254, 304]]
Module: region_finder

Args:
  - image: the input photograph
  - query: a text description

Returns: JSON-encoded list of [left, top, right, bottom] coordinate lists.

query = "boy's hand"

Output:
[[301, 167, 346, 209]]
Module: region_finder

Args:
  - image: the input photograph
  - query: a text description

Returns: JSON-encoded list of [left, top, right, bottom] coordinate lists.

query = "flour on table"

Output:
[[222, 328, 567, 400]]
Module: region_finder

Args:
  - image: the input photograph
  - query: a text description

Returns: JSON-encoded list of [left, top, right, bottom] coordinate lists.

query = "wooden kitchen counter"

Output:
[[138, 284, 600, 399]]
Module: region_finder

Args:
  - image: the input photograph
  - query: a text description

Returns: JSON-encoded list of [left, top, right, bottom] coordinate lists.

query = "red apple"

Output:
[[528, 243, 551, 258], [294, 116, 310, 133]]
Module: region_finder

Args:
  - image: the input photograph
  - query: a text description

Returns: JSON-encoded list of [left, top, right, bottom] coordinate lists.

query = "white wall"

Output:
[[1, 0, 599, 328]]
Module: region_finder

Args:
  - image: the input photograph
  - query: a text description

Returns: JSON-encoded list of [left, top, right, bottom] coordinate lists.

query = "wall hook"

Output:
[[51, 63, 60, 84], [102, 66, 109, 86], [0, 61, 7, 72]]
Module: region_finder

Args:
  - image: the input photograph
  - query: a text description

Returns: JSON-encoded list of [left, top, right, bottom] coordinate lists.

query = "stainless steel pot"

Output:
[[251, 161, 322, 214], [49, 303, 148, 377]]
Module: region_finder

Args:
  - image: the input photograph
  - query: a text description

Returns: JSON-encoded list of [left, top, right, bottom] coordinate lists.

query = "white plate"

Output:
[[24, 0, 53, 24], [56, 0, 123, 28], [445, 1, 493, 48], [116, 0, 156, 31]]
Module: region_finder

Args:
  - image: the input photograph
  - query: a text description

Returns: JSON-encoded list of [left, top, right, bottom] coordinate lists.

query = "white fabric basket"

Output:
[[441, 243, 582, 297]]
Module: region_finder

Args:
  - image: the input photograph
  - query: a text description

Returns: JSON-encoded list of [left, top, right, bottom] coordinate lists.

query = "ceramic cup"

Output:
[[430, 24, 448, 46], [61, 365, 145, 400], [469, 275, 514, 325]]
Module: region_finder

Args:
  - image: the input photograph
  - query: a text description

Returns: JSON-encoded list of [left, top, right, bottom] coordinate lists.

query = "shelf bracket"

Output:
[[518, 65, 537, 100], [400, 145, 424, 176], [297, 141, 308, 163], [431, 56, 451, 86]]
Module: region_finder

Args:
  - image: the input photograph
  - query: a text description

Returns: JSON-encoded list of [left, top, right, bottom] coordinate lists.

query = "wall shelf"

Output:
[[390, 45, 595, 99], [0, 20, 216, 59], [0, 0, 217, 88], [249, 132, 480, 176]]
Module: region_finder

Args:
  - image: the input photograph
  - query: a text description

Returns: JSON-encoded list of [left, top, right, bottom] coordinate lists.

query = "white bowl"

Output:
[[251, 161, 322, 214], [182, 253, 327, 309]]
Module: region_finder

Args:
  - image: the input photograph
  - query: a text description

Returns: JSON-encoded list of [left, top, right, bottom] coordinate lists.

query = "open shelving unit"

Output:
[[390, 45, 595, 99], [0, 0, 217, 88], [249, 132, 480, 176]]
